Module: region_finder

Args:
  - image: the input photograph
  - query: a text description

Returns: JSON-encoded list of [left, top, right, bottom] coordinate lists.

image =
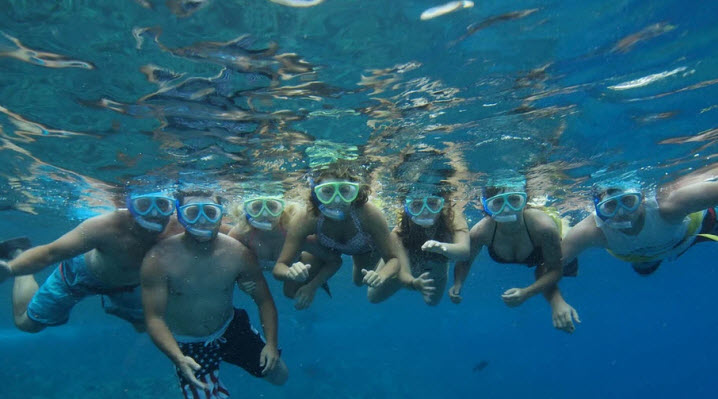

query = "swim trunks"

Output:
[[175, 308, 273, 399], [26, 256, 142, 326]]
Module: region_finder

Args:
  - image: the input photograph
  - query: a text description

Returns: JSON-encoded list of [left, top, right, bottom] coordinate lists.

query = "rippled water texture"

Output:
[[1, 0, 717, 216]]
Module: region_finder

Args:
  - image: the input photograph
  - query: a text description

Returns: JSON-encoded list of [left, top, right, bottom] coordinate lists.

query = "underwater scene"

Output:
[[2, 0, 718, 398]]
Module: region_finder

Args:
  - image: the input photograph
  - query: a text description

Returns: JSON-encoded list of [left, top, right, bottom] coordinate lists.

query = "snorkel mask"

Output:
[[593, 189, 642, 229], [176, 200, 224, 241], [244, 197, 285, 231], [127, 193, 175, 232], [481, 190, 527, 223], [405, 196, 444, 227], [311, 180, 360, 220]]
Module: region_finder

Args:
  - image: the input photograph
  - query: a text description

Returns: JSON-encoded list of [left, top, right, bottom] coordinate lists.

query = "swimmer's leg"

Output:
[[13, 274, 45, 333]]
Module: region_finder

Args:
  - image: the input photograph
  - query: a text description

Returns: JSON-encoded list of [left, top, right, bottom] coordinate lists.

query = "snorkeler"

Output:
[[228, 195, 331, 299], [272, 160, 401, 308], [141, 191, 287, 399], [0, 192, 181, 332], [367, 185, 470, 305], [449, 183, 580, 332], [562, 176, 718, 277]]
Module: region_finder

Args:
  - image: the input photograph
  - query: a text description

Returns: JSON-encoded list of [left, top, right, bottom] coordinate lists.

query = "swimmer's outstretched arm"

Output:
[[560, 216, 607, 265], [0, 215, 109, 283], [659, 179, 718, 223], [448, 220, 486, 303], [272, 211, 315, 282], [505, 220, 563, 305], [361, 204, 400, 284], [241, 250, 280, 374]]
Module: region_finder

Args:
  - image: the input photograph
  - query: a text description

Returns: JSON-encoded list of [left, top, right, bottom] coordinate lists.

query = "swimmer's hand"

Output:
[[176, 355, 207, 390], [286, 262, 311, 282], [361, 269, 387, 288], [239, 280, 257, 295], [294, 284, 316, 310], [411, 272, 436, 296], [0, 260, 11, 283], [552, 301, 581, 334], [501, 287, 528, 307], [260, 344, 280, 375], [448, 283, 463, 304], [421, 240, 448, 255]]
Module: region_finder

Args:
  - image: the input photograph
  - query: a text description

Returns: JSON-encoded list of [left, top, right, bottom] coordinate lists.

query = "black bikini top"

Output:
[[487, 220, 543, 266]]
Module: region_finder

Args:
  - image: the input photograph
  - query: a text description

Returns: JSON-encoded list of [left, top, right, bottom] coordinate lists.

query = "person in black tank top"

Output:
[[450, 185, 581, 334]]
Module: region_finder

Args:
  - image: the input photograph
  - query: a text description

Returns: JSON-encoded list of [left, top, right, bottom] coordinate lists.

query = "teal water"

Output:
[[1, 0, 718, 398]]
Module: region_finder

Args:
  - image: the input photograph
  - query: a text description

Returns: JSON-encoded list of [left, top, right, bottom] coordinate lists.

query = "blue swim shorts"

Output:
[[26, 256, 143, 326]]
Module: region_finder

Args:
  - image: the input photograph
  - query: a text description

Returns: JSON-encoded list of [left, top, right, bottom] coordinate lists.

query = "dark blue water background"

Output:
[[2, 0, 718, 397]]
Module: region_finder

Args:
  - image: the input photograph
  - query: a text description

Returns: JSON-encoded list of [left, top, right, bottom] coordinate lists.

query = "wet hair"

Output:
[[175, 189, 222, 206], [307, 159, 371, 215], [482, 185, 526, 199], [595, 187, 632, 202], [396, 187, 455, 256]]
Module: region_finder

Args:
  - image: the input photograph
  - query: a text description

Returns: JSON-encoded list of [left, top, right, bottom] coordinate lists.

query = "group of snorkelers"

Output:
[[2, 159, 718, 399]]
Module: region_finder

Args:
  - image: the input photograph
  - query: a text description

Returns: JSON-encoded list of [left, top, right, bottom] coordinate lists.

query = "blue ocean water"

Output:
[[1, 0, 718, 398]]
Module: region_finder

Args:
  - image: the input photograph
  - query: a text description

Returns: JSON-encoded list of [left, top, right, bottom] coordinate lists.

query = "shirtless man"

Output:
[[0, 192, 178, 332], [141, 192, 287, 399]]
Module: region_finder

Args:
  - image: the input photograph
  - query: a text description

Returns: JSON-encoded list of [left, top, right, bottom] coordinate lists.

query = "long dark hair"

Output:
[[307, 159, 371, 216], [396, 186, 455, 254]]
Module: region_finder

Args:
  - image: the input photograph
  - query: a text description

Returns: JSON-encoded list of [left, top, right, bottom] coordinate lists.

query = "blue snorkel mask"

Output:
[[176, 199, 224, 240], [481, 189, 527, 223], [593, 188, 642, 228], [127, 193, 175, 232]]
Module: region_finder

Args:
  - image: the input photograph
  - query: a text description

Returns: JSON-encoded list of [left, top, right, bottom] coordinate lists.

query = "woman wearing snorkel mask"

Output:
[[450, 185, 579, 333], [229, 196, 297, 272], [228, 196, 330, 297], [366, 186, 470, 305], [562, 176, 718, 279], [272, 160, 400, 308]]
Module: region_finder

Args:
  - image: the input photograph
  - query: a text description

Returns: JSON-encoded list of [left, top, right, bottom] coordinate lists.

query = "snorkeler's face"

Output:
[[178, 196, 223, 241], [315, 178, 357, 211], [482, 188, 526, 223], [128, 194, 175, 232], [406, 196, 444, 227], [595, 190, 643, 227]]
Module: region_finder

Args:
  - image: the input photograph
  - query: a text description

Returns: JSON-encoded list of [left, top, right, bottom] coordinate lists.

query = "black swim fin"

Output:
[[0, 236, 31, 259], [631, 261, 661, 276], [321, 282, 332, 298]]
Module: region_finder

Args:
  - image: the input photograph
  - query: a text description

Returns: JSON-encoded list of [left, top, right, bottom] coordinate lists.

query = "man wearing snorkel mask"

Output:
[[0, 192, 180, 333], [141, 191, 287, 399], [562, 177, 718, 278], [450, 184, 580, 333]]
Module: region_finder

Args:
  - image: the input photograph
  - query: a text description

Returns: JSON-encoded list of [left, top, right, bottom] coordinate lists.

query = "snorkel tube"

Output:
[[245, 213, 274, 231]]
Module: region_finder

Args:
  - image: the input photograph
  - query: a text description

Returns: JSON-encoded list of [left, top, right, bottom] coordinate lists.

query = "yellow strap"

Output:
[[698, 233, 718, 241]]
